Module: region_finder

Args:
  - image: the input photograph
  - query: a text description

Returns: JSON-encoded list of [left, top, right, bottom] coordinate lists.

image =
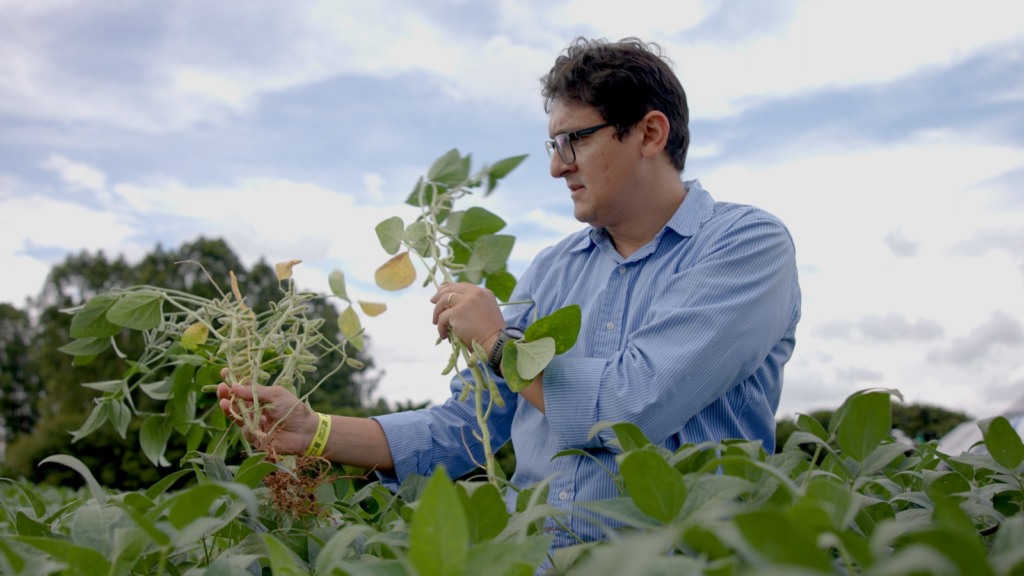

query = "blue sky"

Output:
[[2, 0, 1022, 420]]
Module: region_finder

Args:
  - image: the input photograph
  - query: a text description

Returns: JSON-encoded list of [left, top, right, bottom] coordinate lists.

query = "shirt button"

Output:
[[606, 322, 614, 330], [559, 491, 568, 500], [618, 266, 626, 274]]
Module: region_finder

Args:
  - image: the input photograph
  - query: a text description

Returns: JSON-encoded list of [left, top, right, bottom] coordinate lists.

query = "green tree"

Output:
[[0, 303, 41, 449], [3, 237, 378, 489]]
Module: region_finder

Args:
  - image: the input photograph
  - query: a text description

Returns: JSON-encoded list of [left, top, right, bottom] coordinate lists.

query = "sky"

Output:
[[2, 0, 1023, 422]]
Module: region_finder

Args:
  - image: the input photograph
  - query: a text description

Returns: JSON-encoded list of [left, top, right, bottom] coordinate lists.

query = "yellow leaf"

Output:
[[181, 322, 209, 350], [338, 306, 364, 350], [274, 259, 303, 281], [374, 251, 416, 291], [358, 301, 387, 317]]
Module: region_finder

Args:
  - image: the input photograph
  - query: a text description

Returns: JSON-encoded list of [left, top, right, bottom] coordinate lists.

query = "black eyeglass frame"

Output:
[[545, 122, 614, 164]]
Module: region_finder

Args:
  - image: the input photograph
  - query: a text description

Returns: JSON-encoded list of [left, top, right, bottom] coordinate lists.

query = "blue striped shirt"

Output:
[[373, 179, 801, 551]]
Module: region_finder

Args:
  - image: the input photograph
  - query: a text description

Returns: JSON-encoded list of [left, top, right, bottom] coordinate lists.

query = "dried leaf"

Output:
[[274, 259, 303, 281], [358, 301, 387, 317]]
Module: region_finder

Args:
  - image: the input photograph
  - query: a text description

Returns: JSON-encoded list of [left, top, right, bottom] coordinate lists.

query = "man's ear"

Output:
[[638, 110, 670, 159]]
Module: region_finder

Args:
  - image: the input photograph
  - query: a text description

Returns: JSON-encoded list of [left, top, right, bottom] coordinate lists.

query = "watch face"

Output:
[[505, 327, 524, 339]]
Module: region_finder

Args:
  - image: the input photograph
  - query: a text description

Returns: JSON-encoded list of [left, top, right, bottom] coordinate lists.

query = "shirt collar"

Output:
[[570, 179, 714, 253]]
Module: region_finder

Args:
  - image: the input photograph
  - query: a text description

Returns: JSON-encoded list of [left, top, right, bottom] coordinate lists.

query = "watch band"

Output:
[[488, 327, 523, 376]]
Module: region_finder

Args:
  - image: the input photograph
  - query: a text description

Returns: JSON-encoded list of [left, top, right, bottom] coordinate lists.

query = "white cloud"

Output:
[[40, 154, 107, 192]]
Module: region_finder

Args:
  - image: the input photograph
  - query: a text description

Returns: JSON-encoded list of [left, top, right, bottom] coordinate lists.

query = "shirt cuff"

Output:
[[543, 356, 608, 449]]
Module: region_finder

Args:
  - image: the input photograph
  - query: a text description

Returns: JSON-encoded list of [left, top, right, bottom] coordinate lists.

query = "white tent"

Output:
[[936, 390, 1024, 456]]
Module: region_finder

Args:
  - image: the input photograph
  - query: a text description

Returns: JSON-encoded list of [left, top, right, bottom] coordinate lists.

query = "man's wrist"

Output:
[[487, 326, 524, 376]]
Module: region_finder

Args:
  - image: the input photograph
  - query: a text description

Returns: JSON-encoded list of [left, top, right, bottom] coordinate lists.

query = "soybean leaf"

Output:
[[59, 337, 112, 357], [457, 207, 505, 242], [375, 216, 405, 255], [408, 467, 468, 576], [427, 148, 470, 186], [69, 294, 121, 338], [457, 481, 509, 543], [140, 414, 173, 467], [261, 534, 306, 576], [375, 251, 416, 291], [515, 337, 555, 380], [315, 525, 375, 572], [403, 220, 431, 256], [797, 413, 830, 442], [464, 234, 514, 283], [733, 510, 832, 571], [524, 304, 582, 355], [0, 478, 47, 519], [620, 451, 686, 523], [328, 270, 349, 301], [483, 154, 528, 195], [485, 270, 516, 303], [110, 400, 131, 439], [105, 291, 163, 330], [610, 422, 654, 453], [833, 390, 892, 463], [38, 455, 107, 505], [979, 416, 1024, 470], [70, 404, 109, 444], [501, 341, 530, 393], [338, 306, 364, 350], [12, 537, 110, 576]]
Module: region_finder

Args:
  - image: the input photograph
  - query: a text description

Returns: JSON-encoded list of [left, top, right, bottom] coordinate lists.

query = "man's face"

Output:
[[547, 101, 637, 229]]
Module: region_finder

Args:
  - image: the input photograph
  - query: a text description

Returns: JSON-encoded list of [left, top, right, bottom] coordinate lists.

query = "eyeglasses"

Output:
[[545, 122, 614, 164]]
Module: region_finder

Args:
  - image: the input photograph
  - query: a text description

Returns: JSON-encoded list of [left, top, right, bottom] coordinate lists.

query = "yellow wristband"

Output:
[[305, 412, 331, 457]]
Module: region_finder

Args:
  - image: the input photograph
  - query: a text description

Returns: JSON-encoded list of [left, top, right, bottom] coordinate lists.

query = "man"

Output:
[[219, 36, 800, 561]]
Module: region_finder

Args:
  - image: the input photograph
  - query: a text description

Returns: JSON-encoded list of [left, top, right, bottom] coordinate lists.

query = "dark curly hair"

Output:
[[541, 37, 690, 173]]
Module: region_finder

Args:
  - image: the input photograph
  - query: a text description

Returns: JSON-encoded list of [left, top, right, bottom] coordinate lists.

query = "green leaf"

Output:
[[458, 482, 509, 543], [408, 467, 468, 576], [106, 291, 164, 330], [833, 390, 892, 463], [70, 403, 109, 443], [403, 220, 432, 257], [166, 484, 226, 530], [58, 336, 112, 357], [13, 537, 110, 576], [465, 234, 514, 283], [81, 379, 125, 393], [483, 154, 528, 195], [375, 216, 405, 255], [610, 422, 654, 452], [338, 305, 364, 350], [261, 534, 306, 576], [38, 455, 107, 504], [500, 340, 531, 393], [69, 294, 121, 338], [427, 148, 470, 186], [620, 451, 686, 523], [523, 304, 582, 355], [328, 270, 349, 301], [515, 337, 555, 380], [796, 413, 829, 442], [485, 270, 516, 303], [979, 415, 1024, 470], [140, 414, 173, 467], [109, 400, 131, 439], [457, 207, 506, 242], [314, 525, 375, 573], [733, 509, 832, 571], [0, 478, 47, 519]]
